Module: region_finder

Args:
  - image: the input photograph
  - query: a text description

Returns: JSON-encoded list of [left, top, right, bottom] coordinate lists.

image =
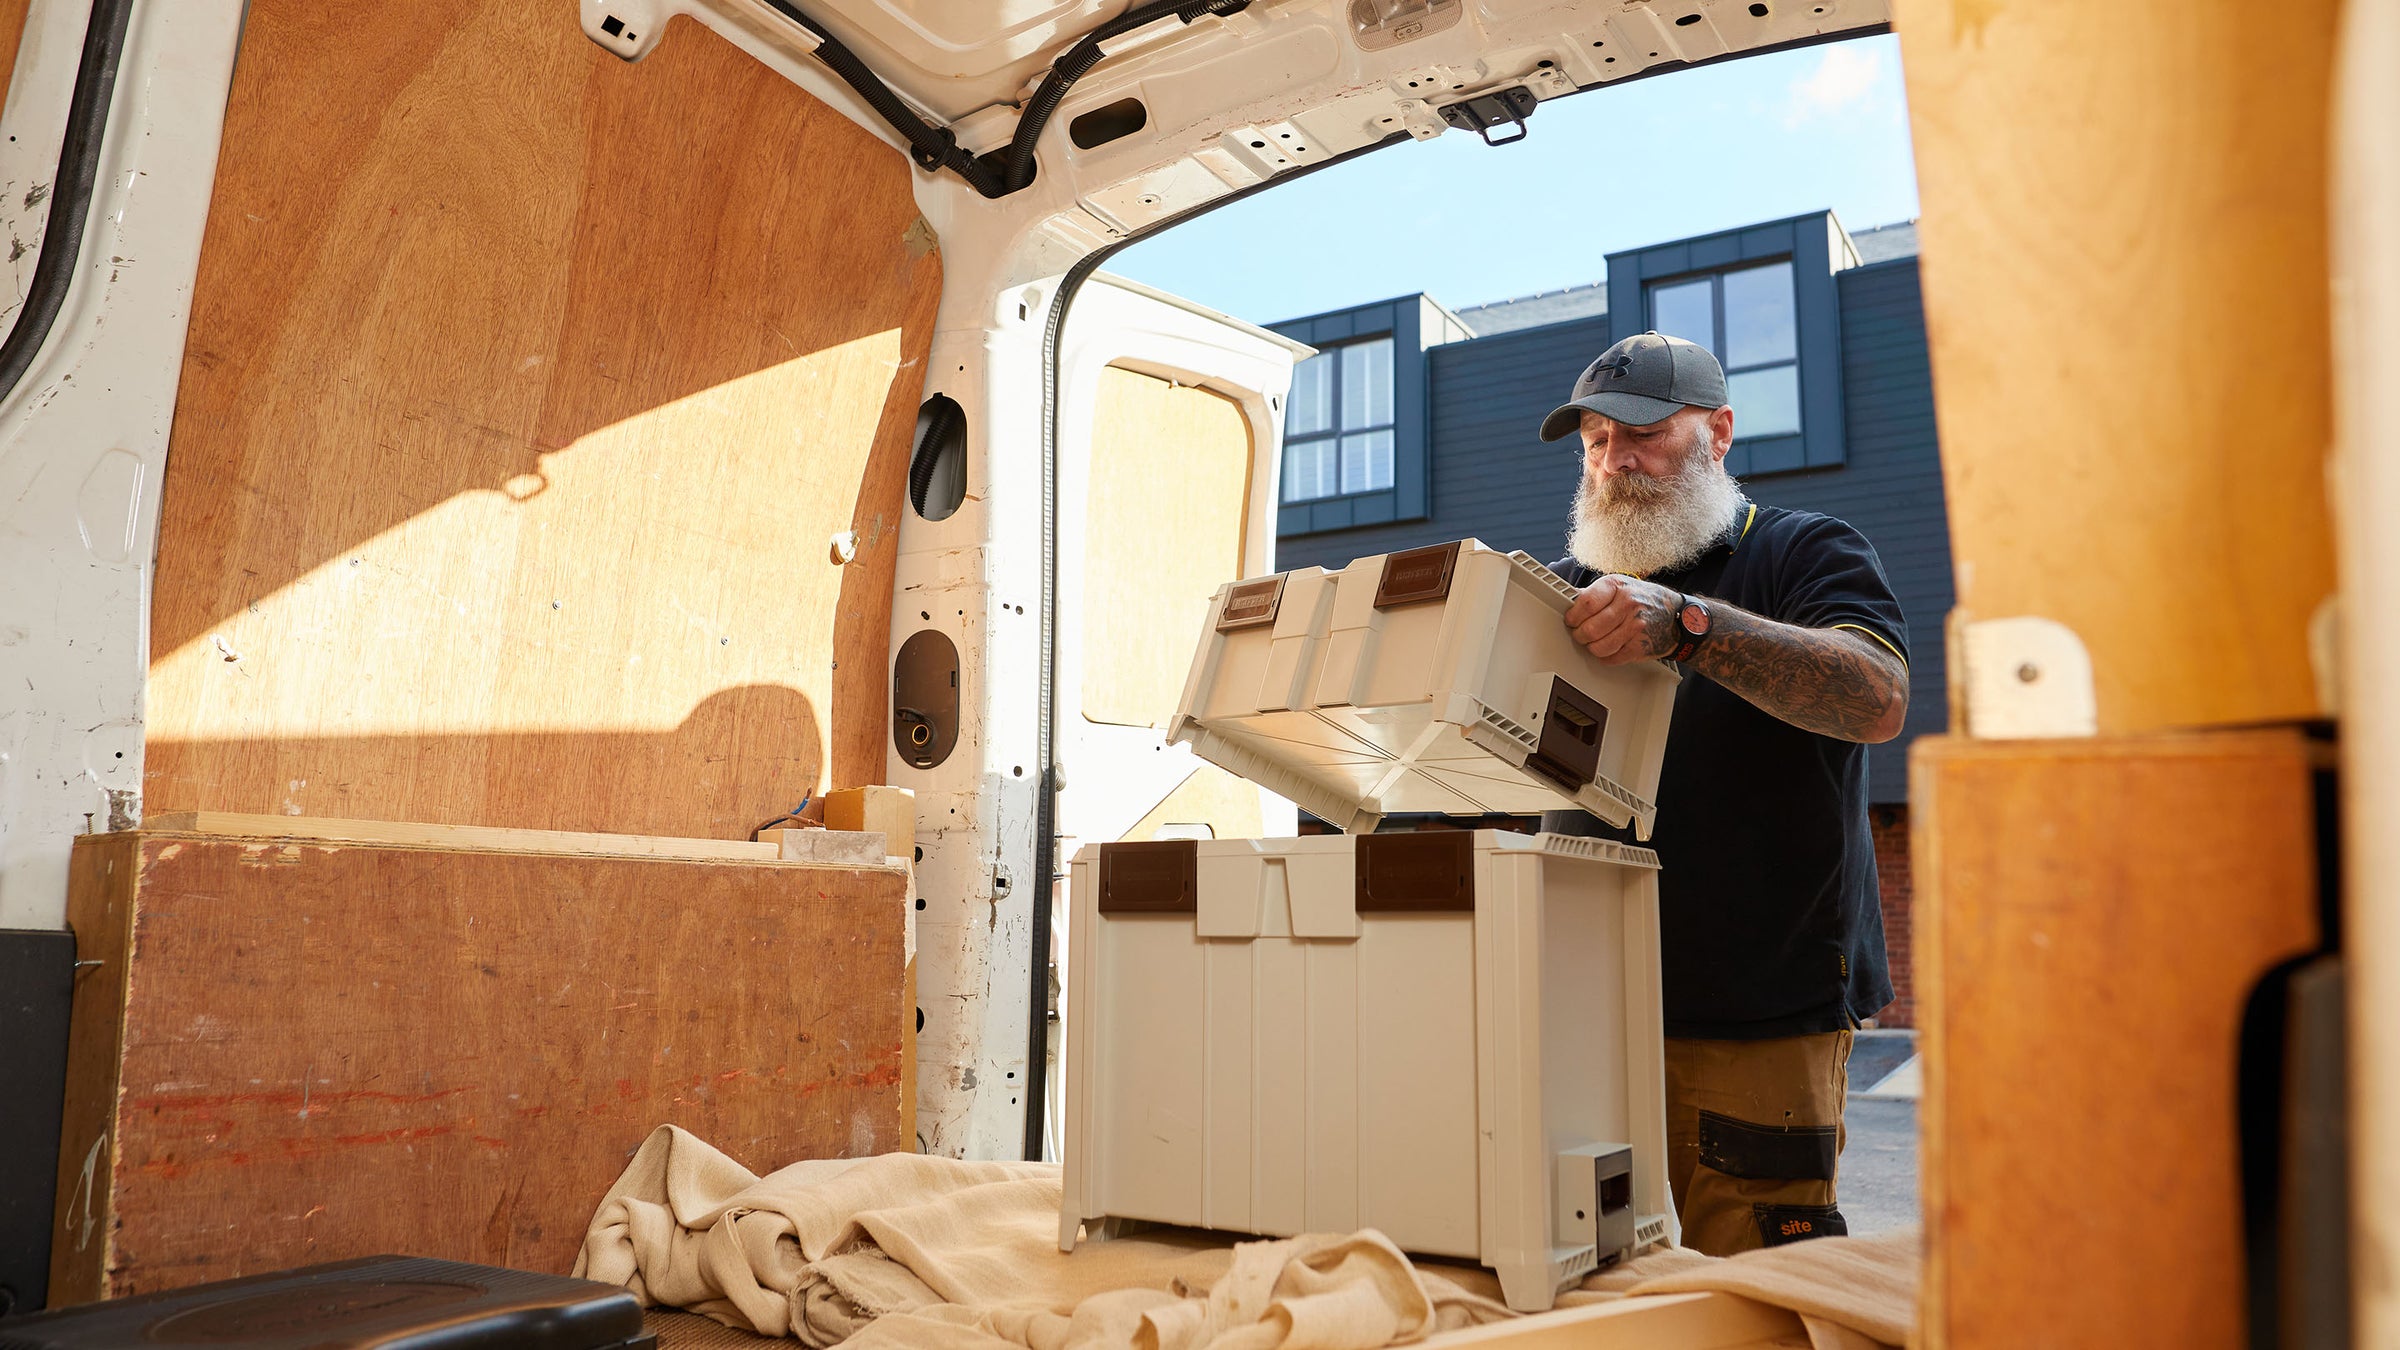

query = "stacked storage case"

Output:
[[1166, 539, 1678, 838], [1059, 540, 1684, 1312]]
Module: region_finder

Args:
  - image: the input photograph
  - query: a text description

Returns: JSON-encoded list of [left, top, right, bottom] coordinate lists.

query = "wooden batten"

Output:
[[50, 829, 907, 1303], [143, 811, 783, 863], [1894, 1, 2340, 734], [142, 0, 942, 839], [1912, 731, 2321, 1347], [823, 787, 919, 863]]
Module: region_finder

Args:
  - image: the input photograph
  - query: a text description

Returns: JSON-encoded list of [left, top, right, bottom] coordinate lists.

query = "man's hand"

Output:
[[1565, 575, 1683, 665], [1561, 581, 1911, 742]]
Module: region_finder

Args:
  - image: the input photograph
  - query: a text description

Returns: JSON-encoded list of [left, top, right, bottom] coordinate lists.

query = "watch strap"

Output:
[[1669, 592, 1706, 663]]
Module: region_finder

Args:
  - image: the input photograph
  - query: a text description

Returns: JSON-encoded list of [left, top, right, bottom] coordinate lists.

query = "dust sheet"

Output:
[[578, 1124, 1914, 1349]]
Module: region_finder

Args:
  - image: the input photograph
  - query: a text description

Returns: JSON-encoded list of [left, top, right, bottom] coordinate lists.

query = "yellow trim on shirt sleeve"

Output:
[[1834, 622, 1909, 670]]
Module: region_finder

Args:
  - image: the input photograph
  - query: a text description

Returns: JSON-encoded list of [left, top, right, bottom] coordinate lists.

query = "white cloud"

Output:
[[1784, 45, 1883, 127]]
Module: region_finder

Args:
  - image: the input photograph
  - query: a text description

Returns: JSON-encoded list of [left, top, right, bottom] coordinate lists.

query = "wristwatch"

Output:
[[1669, 593, 1712, 663]]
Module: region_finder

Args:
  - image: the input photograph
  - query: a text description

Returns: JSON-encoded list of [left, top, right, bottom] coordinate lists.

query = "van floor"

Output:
[[646, 1311, 772, 1347]]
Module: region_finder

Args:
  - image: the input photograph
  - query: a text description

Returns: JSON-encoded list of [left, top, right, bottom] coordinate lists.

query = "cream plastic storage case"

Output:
[[1168, 539, 1679, 837], [1056, 829, 1677, 1312]]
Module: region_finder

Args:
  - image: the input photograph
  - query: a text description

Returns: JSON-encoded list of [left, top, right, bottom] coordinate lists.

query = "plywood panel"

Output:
[[1893, 2, 2338, 732], [1119, 763, 1265, 842], [822, 787, 919, 1144], [143, 0, 942, 838], [50, 829, 907, 1303], [1911, 731, 2321, 1348], [1081, 366, 1251, 728], [0, 0, 31, 109]]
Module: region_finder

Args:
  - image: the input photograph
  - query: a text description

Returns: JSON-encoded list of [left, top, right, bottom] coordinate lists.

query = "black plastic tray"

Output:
[[0, 1254, 654, 1349]]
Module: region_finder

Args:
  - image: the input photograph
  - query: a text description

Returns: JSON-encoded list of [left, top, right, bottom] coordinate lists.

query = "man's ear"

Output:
[[1709, 404, 1735, 462]]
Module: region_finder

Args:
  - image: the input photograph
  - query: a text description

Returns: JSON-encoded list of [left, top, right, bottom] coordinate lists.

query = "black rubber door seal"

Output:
[[0, 0, 138, 403]]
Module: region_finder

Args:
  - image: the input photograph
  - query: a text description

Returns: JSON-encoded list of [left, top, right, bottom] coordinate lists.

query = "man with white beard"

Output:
[[1535, 331, 1910, 1257]]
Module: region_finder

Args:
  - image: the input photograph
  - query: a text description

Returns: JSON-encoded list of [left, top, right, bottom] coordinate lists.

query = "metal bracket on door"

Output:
[[1438, 86, 1537, 146]]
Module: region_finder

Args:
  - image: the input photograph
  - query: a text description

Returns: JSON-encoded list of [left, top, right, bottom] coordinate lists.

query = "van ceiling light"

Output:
[[1350, 0, 1463, 51]]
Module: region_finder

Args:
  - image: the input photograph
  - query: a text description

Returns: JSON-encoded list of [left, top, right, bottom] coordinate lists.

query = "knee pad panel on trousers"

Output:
[[1695, 1109, 1838, 1182]]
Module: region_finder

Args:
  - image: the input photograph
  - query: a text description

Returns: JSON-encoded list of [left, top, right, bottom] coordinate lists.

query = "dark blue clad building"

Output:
[[1265, 212, 1946, 1025]]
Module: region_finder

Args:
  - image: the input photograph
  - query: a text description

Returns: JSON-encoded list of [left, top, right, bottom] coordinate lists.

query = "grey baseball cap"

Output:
[[1538, 331, 1730, 441]]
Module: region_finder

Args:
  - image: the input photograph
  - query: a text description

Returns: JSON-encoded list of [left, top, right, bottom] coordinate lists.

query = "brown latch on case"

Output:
[[1525, 676, 1608, 795], [1354, 830, 1475, 912], [1372, 541, 1462, 609], [1098, 840, 1199, 913], [1216, 576, 1285, 631]]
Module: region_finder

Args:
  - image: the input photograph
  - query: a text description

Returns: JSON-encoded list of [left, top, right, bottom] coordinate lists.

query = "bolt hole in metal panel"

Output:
[[893, 630, 961, 768]]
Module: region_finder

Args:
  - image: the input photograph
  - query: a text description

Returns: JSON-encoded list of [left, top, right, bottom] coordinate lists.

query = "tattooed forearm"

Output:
[[1685, 605, 1910, 743], [1561, 577, 1908, 740]]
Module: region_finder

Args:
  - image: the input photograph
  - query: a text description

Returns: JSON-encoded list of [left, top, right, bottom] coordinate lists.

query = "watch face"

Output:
[[1680, 601, 1711, 636]]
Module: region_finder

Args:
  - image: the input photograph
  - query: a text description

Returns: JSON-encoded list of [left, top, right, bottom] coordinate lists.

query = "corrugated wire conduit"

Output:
[[758, 0, 1250, 199], [909, 393, 967, 521]]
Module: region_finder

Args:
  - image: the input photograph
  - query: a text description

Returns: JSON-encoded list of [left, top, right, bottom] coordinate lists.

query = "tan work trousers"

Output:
[[1663, 1030, 1854, 1256]]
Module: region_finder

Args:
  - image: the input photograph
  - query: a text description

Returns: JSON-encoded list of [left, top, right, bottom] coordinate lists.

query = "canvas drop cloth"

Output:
[[577, 1125, 1915, 1350]]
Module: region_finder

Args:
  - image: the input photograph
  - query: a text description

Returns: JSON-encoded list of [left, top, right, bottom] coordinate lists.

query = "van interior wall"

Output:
[[141, 1, 941, 838]]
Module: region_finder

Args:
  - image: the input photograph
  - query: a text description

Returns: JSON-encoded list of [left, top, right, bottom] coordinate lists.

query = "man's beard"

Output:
[[1565, 422, 1746, 577]]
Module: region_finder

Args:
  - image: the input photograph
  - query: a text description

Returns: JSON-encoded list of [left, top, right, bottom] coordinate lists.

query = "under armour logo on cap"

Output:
[[1537, 330, 1731, 441]]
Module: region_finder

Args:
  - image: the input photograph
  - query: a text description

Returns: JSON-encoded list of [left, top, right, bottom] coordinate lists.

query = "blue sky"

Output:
[[1108, 34, 1918, 326]]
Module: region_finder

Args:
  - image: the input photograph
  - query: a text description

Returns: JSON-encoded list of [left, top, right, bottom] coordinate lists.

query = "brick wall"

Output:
[[1869, 803, 1915, 1028]]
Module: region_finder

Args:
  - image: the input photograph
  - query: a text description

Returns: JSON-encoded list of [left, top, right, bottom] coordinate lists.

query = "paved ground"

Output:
[[1840, 1030, 1920, 1236], [1841, 1097, 1919, 1236]]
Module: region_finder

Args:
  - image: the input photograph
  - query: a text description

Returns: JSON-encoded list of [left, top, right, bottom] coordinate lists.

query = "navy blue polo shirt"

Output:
[[1543, 503, 1904, 1039]]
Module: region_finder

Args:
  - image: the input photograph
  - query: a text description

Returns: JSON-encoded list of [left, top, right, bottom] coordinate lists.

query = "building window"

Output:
[[1647, 259, 1801, 439], [1282, 336, 1395, 503]]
